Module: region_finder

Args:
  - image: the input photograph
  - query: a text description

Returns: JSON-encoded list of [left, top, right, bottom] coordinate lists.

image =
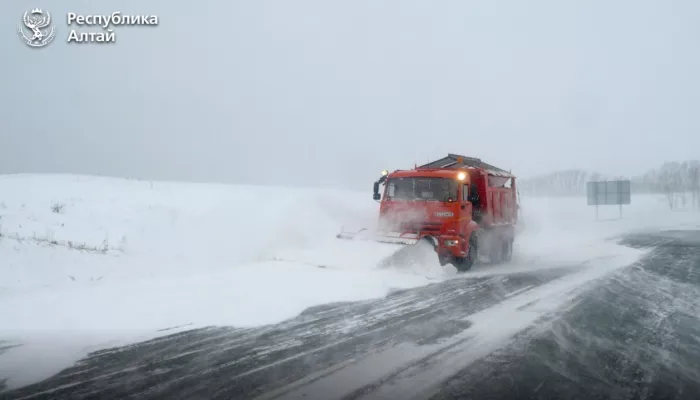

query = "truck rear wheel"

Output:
[[490, 239, 501, 264], [489, 235, 514, 265], [502, 238, 513, 262], [453, 234, 478, 272]]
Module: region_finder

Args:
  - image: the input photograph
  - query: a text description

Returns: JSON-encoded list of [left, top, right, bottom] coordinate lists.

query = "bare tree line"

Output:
[[637, 161, 700, 209], [519, 161, 700, 210]]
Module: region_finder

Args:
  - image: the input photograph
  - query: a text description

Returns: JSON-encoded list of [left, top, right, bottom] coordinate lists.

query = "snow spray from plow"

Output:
[[336, 227, 441, 270]]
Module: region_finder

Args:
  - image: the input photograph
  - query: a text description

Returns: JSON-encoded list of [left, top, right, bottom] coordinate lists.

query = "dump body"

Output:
[[375, 154, 518, 270]]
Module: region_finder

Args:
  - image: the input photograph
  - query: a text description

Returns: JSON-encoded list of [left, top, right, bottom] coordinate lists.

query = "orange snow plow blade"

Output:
[[336, 227, 421, 246]]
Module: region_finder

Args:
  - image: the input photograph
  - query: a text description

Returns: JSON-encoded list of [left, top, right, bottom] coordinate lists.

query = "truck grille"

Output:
[[400, 222, 442, 234]]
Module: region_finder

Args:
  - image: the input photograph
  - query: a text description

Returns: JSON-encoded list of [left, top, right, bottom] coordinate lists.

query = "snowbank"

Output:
[[1, 174, 698, 388], [0, 174, 433, 324]]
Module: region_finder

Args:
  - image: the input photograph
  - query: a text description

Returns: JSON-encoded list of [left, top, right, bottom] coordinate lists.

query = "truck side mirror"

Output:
[[373, 181, 381, 200], [373, 193, 381, 201]]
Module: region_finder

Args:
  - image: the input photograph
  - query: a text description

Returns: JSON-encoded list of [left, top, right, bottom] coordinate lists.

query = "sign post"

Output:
[[586, 180, 631, 219]]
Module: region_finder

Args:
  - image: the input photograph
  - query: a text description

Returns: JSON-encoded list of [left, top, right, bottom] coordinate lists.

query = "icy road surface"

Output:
[[2, 230, 699, 399]]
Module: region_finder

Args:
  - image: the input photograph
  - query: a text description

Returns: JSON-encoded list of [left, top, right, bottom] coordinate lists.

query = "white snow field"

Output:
[[1, 174, 699, 388]]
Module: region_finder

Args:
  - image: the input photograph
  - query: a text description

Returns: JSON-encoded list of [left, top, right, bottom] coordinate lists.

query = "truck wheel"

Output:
[[438, 252, 451, 266], [490, 236, 503, 264], [502, 239, 514, 262], [453, 234, 478, 272]]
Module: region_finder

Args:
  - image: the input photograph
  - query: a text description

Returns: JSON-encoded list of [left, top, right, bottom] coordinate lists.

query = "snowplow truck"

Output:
[[338, 154, 518, 272]]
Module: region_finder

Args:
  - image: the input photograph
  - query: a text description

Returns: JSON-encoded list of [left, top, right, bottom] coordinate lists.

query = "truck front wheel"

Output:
[[453, 234, 478, 272]]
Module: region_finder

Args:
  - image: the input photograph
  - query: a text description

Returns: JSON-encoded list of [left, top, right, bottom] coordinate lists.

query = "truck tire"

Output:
[[453, 234, 478, 272], [502, 239, 513, 262], [490, 236, 503, 264]]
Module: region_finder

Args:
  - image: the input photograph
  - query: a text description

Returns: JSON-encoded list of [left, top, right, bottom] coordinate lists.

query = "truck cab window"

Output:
[[386, 177, 457, 201]]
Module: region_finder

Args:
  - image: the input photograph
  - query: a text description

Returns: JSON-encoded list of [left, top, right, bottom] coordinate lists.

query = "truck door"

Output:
[[460, 183, 472, 232]]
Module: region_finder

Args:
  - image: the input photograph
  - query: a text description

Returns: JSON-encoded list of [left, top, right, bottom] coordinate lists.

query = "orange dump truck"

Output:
[[338, 154, 518, 271]]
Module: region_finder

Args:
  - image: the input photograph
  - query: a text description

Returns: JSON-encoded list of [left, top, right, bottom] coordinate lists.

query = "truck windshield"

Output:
[[386, 177, 458, 202]]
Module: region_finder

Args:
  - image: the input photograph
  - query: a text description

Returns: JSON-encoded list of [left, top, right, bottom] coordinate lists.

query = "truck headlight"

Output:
[[444, 239, 459, 247]]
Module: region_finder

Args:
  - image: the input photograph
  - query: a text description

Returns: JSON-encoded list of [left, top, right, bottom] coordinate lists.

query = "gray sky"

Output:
[[2, 0, 699, 190]]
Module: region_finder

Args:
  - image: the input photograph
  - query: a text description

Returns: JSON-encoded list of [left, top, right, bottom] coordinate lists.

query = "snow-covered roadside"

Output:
[[0, 176, 437, 301], [1, 174, 698, 388], [0, 175, 423, 286], [0, 175, 435, 388], [511, 193, 700, 268]]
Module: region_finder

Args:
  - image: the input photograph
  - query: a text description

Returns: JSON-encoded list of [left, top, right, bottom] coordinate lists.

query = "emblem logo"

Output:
[[17, 9, 56, 48]]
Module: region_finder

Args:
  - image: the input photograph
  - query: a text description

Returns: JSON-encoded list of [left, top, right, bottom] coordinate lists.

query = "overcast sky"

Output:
[[2, 0, 699, 190]]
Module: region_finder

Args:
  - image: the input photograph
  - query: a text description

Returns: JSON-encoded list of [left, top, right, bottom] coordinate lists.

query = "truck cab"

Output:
[[372, 154, 518, 271]]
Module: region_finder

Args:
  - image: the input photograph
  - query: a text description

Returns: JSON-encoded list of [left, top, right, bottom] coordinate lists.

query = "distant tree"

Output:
[[658, 162, 683, 209], [662, 183, 676, 209], [690, 164, 700, 209]]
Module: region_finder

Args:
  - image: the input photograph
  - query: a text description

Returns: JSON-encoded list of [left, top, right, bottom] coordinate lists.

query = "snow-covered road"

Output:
[[3, 230, 699, 400], [1, 174, 699, 398]]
